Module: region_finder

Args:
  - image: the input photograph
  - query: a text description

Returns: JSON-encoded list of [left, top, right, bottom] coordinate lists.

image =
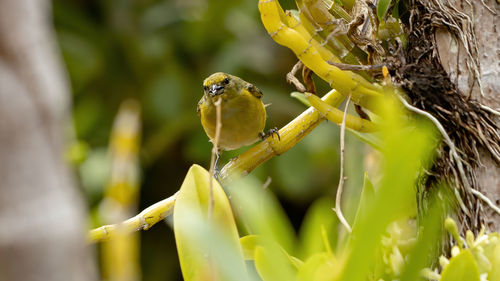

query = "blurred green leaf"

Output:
[[346, 129, 382, 150], [297, 253, 339, 281], [228, 177, 297, 254], [400, 189, 449, 281], [240, 235, 303, 268], [338, 97, 436, 281], [350, 172, 375, 232], [440, 250, 480, 281], [174, 165, 247, 281], [254, 245, 297, 281], [240, 235, 262, 260], [490, 242, 500, 281], [298, 197, 338, 259]]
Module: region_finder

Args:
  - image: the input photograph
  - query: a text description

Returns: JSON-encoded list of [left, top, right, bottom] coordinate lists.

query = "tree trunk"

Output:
[[434, 0, 500, 231], [0, 0, 96, 280], [397, 0, 499, 235]]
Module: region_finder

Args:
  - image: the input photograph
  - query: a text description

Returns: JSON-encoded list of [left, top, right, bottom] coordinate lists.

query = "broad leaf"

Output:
[[174, 165, 247, 281], [297, 197, 338, 259], [254, 245, 297, 281], [228, 177, 297, 254], [297, 253, 339, 281], [488, 242, 500, 281], [440, 250, 480, 281]]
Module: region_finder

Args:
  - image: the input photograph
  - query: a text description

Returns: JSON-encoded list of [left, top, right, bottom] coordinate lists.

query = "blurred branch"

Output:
[[89, 192, 178, 243], [100, 100, 141, 281]]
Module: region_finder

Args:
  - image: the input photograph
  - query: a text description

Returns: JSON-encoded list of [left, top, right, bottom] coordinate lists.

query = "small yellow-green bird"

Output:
[[197, 72, 278, 157]]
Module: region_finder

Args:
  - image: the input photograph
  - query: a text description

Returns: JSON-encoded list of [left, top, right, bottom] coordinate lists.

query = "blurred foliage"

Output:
[[53, 0, 358, 280]]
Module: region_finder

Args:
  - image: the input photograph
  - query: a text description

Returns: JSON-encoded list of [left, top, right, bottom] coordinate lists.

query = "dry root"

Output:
[[393, 0, 500, 234]]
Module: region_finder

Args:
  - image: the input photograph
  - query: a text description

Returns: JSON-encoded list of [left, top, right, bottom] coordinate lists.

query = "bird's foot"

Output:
[[213, 166, 221, 181], [259, 127, 280, 141]]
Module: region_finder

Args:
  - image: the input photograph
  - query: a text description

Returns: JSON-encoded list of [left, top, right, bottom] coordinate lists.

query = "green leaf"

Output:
[[297, 197, 338, 259], [377, 0, 391, 20], [400, 188, 449, 281], [228, 177, 297, 254], [440, 250, 480, 281], [291, 92, 311, 107], [346, 128, 382, 150], [254, 245, 297, 281], [338, 97, 437, 281], [488, 242, 500, 281], [350, 172, 375, 231], [297, 253, 339, 281], [174, 164, 247, 281], [240, 235, 303, 268], [240, 235, 262, 260], [391, 0, 400, 19]]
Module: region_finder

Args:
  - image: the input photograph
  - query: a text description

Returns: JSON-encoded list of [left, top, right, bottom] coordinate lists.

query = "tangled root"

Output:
[[394, 0, 500, 234]]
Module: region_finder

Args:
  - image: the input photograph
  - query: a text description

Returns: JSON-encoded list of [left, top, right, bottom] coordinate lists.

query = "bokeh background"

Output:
[[53, 0, 366, 279]]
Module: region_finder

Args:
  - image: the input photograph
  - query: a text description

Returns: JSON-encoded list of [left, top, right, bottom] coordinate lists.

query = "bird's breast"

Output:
[[200, 93, 266, 150]]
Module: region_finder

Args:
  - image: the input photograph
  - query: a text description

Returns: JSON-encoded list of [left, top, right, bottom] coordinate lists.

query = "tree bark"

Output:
[[0, 0, 96, 280], [435, 0, 500, 231]]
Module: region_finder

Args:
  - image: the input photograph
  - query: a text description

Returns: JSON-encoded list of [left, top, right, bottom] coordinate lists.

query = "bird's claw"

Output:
[[259, 127, 280, 141], [213, 166, 221, 181]]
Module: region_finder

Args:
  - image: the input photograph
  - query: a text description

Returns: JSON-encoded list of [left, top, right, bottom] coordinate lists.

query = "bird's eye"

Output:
[[223, 78, 229, 84], [203, 86, 208, 91]]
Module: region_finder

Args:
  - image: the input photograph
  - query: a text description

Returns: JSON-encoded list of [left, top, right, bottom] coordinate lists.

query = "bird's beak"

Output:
[[209, 84, 224, 96]]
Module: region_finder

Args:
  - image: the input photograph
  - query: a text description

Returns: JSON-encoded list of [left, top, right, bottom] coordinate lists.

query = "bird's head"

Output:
[[203, 72, 232, 97]]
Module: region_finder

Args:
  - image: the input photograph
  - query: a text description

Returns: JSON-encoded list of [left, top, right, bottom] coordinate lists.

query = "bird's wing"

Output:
[[246, 84, 263, 99]]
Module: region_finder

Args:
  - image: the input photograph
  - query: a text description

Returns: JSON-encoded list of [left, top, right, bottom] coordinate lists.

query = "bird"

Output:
[[197, 72, 279, 169]]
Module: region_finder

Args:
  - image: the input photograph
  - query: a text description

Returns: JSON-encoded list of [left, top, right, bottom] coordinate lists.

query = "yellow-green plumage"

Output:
[[198, 72, 266, 151]]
